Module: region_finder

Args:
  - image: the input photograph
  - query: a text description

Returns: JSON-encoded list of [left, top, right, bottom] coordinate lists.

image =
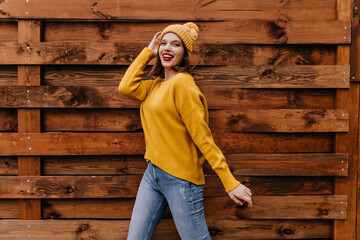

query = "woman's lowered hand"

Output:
[[227, 183, 253, 207]]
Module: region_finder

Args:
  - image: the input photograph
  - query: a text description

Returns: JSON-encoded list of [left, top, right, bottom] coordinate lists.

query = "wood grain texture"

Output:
[[0, 47, 336, 79], [0, 21, 17, 41], [0, 66, 351, 87], [1, 153, 346, 179], [40, 44, 338, 66], [0, 109, 17, 131], [0, 132, 333, 155], [0, 17, 350, 45], [49, 175, 334, 197], [354, 0, 360, 238], [0, 66, 17, 86], [194, 65, 350, 88], [40, 180, 332, 218], [42, 109, 347, 133], [209, 153, 348, 176], [0, 219, 332, 240], [209, 195, 347, 220], [17, 19, 41, 221], [43, 194, 342, 220], [0, 40, 350, 85], [0, 175, 333, 199], [0, 175, 346, 219], [0, 157, 18, 175], [35, 153, 348, 177], [350, 0, 360, 82], [0, 86, 337, 110], [0, 0, 338, 21], [0, 40, 349, 67], [210, 109, 349, 133], [0, 200, 18, 218], [0, 1, 353, 238], [334, 0, 358, 239]]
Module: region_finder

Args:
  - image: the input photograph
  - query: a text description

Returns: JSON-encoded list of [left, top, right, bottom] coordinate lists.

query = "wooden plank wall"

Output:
[[0, 0, 358, 239]]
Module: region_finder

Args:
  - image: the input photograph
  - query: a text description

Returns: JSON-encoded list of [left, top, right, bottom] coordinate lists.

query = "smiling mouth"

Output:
[[163, 54, 174, 61]]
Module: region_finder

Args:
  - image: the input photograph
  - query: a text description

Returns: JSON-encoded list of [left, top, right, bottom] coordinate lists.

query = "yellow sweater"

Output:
[[118, 47, 240, 192]]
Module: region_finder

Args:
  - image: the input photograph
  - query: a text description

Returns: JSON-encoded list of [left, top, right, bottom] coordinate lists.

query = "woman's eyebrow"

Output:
[[161, 40, 181, 43]]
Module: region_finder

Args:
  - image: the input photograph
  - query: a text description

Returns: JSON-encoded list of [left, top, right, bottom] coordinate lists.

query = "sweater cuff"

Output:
[[218, 167, 241, 192], [128, 47, 156, 67], [142, 47, 156, 60]]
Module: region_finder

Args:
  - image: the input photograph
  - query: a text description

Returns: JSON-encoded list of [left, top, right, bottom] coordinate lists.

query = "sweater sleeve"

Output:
[[118, 47, 157, 102], [174, 77, 241, 192]]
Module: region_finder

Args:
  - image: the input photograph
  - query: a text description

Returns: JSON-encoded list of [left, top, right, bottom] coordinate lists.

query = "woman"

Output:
[[118, 22, 253, 240]]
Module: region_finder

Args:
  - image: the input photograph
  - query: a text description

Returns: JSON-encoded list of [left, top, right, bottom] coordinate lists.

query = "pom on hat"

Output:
[[184, 22, 199, 33], [160, 22, 199, 55]]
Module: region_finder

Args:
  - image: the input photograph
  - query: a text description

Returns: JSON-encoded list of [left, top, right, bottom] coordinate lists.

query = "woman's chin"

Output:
[[161, 62, 174, 68], [161, 59, 180, 69]]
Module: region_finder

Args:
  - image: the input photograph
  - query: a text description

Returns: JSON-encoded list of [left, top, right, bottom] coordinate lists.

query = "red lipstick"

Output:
[[163, 53, 174, 61]]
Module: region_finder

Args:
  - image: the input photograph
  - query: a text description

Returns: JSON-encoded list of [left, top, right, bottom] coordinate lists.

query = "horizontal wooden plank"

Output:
[[208, 153, 348, 176], [42, 108, 343, 132], [0, 65, 350, 89], [0, 109, 17, 131], [36, 153, 348, 177], [0, 157, 17, 175], [0, 0, 337, 21], [193, 88, 335, 110], [0, 176, 141, 199], [211, 109, 349, 132], [233, 195, 347, 219], [0, 86, 337, 110], [205, 219, 331, 239], [0, 22, 17, 41], [193, 65, 350, 88], [0, 132, 333, 155], [0, 40, 349, 67], [43, 194, 343, 220], [0, 200, 18, 218], [0, 46, 337, 74], [192, 175, 332, 197], [0, 66, 17, 86], [0, 175, 333, 199], [0, 132, 144, 155], [0, 19, 351, 44], [0, 219, 332, 239], [0, 105, 348, 134]]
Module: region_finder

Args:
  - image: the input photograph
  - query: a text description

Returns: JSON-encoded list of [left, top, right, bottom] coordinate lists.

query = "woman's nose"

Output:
[[163, 43, 171, 50]]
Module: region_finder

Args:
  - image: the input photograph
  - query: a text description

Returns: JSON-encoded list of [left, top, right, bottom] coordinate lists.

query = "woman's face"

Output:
[[159, 33, 185, 69]]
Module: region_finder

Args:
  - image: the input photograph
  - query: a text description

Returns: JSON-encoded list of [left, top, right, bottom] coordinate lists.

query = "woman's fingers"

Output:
[[246, 188, 252, 197], [148, 31, 163, 53], [227, 182, 253, 207], [230, 195, 243, 206], [237, 196, 252, 207], [239, 195, 253, 207], [155, 31, 162, 40], [229, 191, 253, 207]]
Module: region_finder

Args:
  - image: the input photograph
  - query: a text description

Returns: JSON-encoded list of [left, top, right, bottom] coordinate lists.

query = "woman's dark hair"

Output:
[[149, 39, 196, 78]]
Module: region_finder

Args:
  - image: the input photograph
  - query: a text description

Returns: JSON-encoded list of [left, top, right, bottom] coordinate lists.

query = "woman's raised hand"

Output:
[[227, 183, 253, 207], [147, 31, 162, 55]]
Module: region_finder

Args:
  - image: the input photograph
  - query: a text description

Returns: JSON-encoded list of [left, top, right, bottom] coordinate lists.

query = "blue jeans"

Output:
[[127, 160, 211, 240]]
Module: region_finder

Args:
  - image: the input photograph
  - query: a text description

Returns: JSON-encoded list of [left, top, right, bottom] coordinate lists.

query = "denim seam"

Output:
[[189, 183, 203, 234]]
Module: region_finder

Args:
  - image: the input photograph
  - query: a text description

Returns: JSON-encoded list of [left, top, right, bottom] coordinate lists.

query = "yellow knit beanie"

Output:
[[160, 22, 199, 56]]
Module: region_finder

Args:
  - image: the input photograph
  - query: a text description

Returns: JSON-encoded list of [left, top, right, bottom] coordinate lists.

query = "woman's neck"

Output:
[[164, 67, 177, 81]]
